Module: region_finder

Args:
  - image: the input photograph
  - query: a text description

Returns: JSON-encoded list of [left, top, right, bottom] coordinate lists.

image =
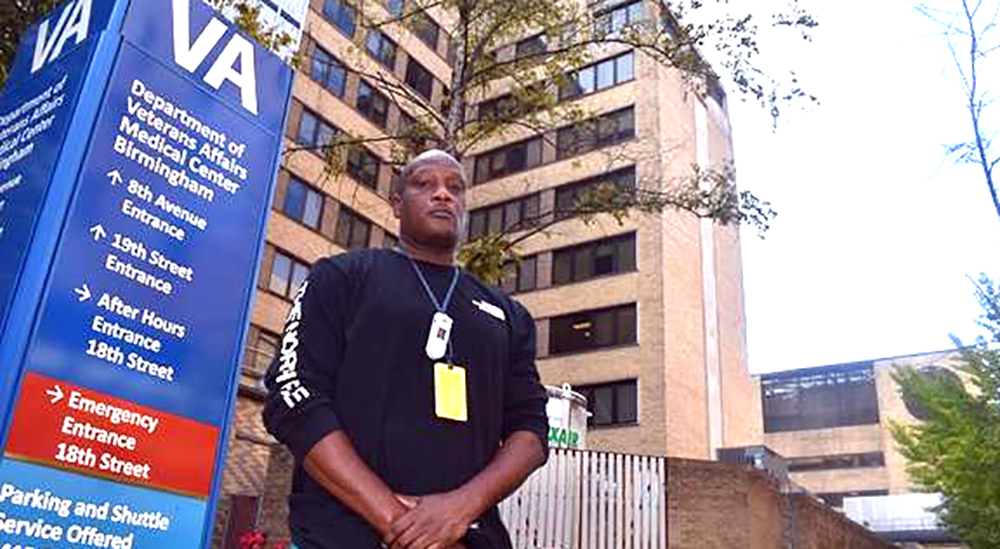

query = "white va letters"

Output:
[[172, 0, 259, 115], [31, 0, 92, 74]]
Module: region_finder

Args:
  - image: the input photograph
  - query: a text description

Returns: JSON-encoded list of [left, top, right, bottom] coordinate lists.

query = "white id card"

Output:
[[425, 312, 453, 360]]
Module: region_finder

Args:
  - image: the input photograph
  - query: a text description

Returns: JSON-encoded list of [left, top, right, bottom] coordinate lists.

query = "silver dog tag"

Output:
[[425, 312, 453, 360]]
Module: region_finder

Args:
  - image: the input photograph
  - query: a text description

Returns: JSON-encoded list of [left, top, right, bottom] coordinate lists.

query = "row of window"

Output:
[[320, 0, 443, 106], [309, 41, 436, 132], [323, 0, 444, 53], [468, 193, 541, 238], [278, 183, 377, 251], [473, 51, 634, 131], [558, 51, 634, 101], [466, 166, 636, 241], [556, 107, 635, 159], [503, 1, 643, 61], [471, 107, 635, 185], [497, 233, 637, 295], [245, 318, 639, 429], [786, 452, 885, 473], [246, 314, 640, 429], [551, 303, 636, 355], [577, 379, 637, 427], [761, 363, 880, 433], [295, 109, 383, 189]]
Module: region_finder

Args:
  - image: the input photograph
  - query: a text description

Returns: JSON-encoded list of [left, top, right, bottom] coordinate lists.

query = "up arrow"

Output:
[[107, 170, 123, 186], [89, 224, 106, 241], [46, 385, 64, 404], [74, 284, 91, 302]]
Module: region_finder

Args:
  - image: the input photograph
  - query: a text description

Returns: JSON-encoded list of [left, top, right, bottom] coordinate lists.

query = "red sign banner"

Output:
[[5, 372, 219, 498]]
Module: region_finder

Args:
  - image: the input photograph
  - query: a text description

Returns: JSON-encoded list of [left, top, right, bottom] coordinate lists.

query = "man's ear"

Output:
[[390, 191, 402, 219]]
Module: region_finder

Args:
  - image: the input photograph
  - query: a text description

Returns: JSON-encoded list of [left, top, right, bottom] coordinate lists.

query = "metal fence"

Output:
[[499, 448, 667, 549]]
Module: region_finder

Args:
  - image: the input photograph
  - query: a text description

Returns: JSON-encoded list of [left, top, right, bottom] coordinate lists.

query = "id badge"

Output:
[[434, 362, 467, 422]]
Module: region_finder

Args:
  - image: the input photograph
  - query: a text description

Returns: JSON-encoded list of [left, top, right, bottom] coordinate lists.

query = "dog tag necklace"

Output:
[[406, 254, 460, 361]]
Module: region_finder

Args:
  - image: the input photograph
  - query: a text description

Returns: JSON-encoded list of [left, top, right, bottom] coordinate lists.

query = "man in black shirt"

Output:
[[262, 150, 549, 549]]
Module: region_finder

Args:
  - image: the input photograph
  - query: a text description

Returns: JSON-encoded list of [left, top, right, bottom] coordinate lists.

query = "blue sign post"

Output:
[[0, 0, 292, 547]]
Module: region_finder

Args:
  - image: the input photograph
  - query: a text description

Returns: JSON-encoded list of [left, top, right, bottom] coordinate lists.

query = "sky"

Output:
[[718, 0, 1000, 373]]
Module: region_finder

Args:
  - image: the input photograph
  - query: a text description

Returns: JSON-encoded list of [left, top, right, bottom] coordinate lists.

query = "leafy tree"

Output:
[[1, 0, 817, 281], [891, 274, 1000, 548], [0, 0, 62, 86], [282, 0, 815, 279]]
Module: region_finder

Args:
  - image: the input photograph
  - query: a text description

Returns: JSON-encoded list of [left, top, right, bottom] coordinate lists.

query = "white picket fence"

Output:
[[499, 449, 667, 549]]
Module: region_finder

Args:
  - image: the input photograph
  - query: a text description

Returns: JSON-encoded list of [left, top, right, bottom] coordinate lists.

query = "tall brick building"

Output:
[[214, 0, 759, 543]]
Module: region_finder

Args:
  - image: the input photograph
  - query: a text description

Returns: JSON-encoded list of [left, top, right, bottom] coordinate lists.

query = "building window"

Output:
[[552, 233, 635, 285], [467, 194, 541, 239], [477, 86, 545, 122], [269, 250, 310, 299], [559, 51, 634, 101], [410, 12, 440, 50], [323, 0, 357, 37], [473, 137, 543, 184], [786, 452, 886, 473], [593, 0, 644, 38], [387, 0, 405, 17], [555, 166, 636, 219], [296, 109, 339, 150], [515, 34, 546, 59], [550, 303, 636, 355], [346, 147, 380, 189], [282, 177, 324, 229], [335, 206, 372, 249], [366, 29, 398, 69], [398, 112, 428, 152], [576, 380, 637, 427], [245, 328, 279, 374], [357, 81, 390, 127], [816, 490, 889, 509], [761, 363, 881, 433], [556, 107, 635, 159], [383, 232, 399, 249], [405, 58, 434, 100], [311, 47, 347, 97], [478, 94, 514, 122], [500, 255, 537, 294]]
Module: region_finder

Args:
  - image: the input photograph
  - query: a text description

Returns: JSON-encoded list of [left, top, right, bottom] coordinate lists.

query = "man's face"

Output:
[[392, 161, 467, 250]]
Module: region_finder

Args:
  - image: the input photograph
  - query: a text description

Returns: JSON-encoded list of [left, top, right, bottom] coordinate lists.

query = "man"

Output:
[[262, 150, 549, 549]]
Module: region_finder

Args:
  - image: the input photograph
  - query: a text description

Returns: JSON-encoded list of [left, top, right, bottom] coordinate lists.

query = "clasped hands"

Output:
[[382, 492, 475, 549]]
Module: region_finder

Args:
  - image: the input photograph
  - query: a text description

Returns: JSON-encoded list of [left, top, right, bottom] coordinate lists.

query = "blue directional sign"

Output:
[[0, 42, 95, 362], [0, 0, 292, 547]]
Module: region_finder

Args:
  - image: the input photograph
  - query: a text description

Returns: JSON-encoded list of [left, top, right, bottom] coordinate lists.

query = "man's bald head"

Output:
[[395, 149, 466, 195]]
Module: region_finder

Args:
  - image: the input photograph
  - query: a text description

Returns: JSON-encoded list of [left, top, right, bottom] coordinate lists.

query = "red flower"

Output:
[[238, 530, 267, 549]]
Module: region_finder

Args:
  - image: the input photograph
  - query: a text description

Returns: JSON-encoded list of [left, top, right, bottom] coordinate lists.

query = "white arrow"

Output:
[[74, 284, 91, 302], [89, 224, 106, 241], [107, 170, 123, 186], [46, 385, 64, 404]]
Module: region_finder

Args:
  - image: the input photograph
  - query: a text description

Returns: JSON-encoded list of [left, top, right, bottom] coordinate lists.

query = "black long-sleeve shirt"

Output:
[[262, 248, 549, 548]]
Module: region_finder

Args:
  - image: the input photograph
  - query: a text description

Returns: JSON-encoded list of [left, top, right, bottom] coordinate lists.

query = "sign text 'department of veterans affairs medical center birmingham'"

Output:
[[0, 0, 292, 547]]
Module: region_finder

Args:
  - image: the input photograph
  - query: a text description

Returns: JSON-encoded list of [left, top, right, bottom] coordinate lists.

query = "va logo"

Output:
[[172, 0, 259, 115], [31, 0, 92, 74]]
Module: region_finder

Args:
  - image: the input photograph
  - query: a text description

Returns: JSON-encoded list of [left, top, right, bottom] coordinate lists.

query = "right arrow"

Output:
[[107, 170, 122, 186], [74, 284, 91, 302], [89, 224, 106, 241], [46, 385, 64, 404]]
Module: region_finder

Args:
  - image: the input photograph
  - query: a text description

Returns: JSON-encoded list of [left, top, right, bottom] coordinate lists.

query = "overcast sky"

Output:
[[719, 0, 1000, 373]]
